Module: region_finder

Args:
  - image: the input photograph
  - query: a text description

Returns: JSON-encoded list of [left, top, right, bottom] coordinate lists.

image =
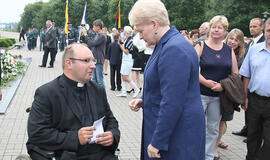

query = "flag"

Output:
[[115, 0, 121, 29], [64, 0, 69, 35], [78, 2, 87, 43], [81, 2, 87, 25]]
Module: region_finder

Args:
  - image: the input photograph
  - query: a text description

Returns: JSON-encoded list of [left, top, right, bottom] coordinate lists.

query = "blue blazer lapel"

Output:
[[144, 45, 159, 73]]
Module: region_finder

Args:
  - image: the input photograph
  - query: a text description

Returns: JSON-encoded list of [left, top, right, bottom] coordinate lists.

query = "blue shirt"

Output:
[[240, 41, 270, 97]]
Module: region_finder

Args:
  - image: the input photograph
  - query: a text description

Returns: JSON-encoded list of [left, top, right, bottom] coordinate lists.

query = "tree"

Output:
[[20, 2, 43, 30], [163, 0, 206, 31], [18, 0, 269, 36]]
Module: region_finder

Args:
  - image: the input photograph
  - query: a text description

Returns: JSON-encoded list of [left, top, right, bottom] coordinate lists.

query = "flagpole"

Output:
[[118, 0, 121, 29], [65, 0, 69, 44]]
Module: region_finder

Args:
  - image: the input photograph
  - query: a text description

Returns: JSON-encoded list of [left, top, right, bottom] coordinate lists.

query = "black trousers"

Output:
[[42, 47, 56, 67], [27, 39, 32, 50], [110, 64, 121, 90], [246, 92, 270, 160], [19, 34, 25, 41], [33, 38, 37, 48]]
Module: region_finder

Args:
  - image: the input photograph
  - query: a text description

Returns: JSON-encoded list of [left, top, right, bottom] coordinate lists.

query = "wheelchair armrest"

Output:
[[31, 146, 55, 158]]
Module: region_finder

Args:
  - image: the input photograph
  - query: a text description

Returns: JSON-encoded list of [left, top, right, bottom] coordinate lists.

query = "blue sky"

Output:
[[0, 0, 50, 23]]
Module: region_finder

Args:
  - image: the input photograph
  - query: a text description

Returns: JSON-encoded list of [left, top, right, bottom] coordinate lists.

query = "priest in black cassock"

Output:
[[27, 43, 120, 160]]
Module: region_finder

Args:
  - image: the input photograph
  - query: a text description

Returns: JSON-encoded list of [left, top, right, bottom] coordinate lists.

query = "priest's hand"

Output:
[[78, 126, 96, 145], [95, 131, 114, 146]]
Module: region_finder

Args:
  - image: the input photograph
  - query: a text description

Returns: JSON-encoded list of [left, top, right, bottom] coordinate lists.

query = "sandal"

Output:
[[218, 141, 228, 149]]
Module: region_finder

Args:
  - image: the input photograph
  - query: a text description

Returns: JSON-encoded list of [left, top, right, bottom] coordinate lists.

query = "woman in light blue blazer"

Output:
[[128, 0, 205, 159]]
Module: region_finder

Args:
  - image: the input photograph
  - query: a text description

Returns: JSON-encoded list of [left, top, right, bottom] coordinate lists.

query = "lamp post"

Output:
[[262, 11, 270, 22]]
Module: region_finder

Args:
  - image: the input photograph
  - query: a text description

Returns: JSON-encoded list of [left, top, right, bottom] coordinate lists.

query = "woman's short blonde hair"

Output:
[[124, 26, 133, 37], [129, 0, 170, 26], [209, 15, 229, 31], [225, 28, 245, 58]]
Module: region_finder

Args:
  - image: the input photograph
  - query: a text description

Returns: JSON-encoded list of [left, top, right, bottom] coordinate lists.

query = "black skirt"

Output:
[[132, 51, 144, 71]]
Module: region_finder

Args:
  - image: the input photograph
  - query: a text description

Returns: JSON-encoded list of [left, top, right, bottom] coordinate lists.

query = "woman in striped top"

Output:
[[116, 26, 140, 98]]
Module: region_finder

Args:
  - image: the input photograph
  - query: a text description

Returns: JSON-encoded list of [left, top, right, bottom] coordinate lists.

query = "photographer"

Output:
[[81, 19, 106, 88]]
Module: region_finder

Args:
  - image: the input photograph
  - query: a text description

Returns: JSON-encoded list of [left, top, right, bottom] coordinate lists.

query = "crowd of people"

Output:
[[180, 16, 268, 160], [15, 0, 269, 160], [27, 17, 152, 98]]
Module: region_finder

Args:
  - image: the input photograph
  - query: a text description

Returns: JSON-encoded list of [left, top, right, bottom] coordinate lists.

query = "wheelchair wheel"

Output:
[[15, 154, 32, 160]]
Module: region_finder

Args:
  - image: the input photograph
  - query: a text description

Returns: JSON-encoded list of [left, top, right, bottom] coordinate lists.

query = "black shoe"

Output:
[[232, 130, 247, 137], [48, 66, 54, 68], [214, 156, 220, 160], [110, 88, 115, 91], [243, 139, 247, 143], [38, 65, 46, 67], [127, 88, 134, 93], [117, 88, 122, 91]]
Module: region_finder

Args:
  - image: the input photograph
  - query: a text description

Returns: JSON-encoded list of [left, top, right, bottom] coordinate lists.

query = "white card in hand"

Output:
[[89, 116, 105, 144]]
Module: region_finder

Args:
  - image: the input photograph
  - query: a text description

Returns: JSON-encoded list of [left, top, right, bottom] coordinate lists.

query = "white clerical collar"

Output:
[[77, 82, 85, 87]]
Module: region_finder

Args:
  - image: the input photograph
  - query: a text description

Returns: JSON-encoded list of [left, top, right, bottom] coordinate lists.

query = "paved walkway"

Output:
[[0, 31, 247, 160]]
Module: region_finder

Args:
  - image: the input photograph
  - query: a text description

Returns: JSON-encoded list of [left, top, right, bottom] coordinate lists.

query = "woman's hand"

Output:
[[147, 144, 160, 158], [211, 83, 223, 92], [129, 98, 143, 112], [205, 79, 217, 89]]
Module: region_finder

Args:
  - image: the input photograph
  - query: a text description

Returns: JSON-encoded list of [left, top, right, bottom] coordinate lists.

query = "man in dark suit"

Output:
[[39, 20, 57, 68], [52, 20, 60, 53], [19, 26, 25, 41], [107, 32, 122, 91], [27, 43, 120, 160], [232, 18, 265, 141]]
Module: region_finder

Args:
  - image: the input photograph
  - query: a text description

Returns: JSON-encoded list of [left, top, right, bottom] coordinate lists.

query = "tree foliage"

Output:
[[19, 0, 270, 36]]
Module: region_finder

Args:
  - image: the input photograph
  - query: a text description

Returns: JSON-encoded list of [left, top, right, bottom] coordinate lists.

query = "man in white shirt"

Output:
[[232, 18, 265, 141]]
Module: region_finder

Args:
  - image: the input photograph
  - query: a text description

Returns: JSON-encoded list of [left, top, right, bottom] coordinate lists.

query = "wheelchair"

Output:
[[15, 107, 57, 160], [15, 146, 56, 160], [15, 107, 120, 160]]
